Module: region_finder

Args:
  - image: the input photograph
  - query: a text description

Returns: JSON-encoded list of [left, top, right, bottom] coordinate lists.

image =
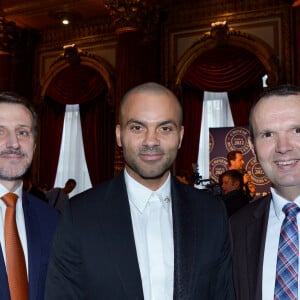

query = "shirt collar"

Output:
[[0, 182, 23, 208], [0, 183, 23, 198], [270, 187, 300, 219], [124, 169, 171, 213]]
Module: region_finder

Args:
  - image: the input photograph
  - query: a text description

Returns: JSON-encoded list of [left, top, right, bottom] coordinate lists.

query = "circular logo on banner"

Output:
[[225, 127, 250, 155], [209, 132, 214, 153], [245, 157, 270, 186], [209, 156, 228, 183]]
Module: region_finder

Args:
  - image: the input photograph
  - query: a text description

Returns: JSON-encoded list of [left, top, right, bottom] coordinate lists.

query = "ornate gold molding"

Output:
[[104, 0, 160, 35], [164, 1, 290, 26]]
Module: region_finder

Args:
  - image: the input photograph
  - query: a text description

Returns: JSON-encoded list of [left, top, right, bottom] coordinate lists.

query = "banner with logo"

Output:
[[209, 126, 270, 199]]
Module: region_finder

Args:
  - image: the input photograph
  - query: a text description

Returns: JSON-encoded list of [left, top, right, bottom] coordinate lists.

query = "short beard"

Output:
[[0, 149, 30, 181], [0, 164, 30, 181]]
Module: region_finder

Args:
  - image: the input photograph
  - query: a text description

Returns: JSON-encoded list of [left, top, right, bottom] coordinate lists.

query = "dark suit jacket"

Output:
[[45, 171, 235, 300], [222, 189, 249, 217], [0, 192, 59, 300], [230, 194, 271, 300]]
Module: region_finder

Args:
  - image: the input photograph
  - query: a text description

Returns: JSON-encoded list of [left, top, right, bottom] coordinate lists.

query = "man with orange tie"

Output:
[[0, 92, 59, 300]]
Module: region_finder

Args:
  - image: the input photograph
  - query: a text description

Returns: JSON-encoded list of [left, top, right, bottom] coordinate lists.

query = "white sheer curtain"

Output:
[[196, 92, 234, 187], [54, 104, 92, 197]]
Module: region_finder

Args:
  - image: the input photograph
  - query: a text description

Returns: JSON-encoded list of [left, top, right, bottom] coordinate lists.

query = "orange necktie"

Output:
[[2, 193, 28, 300]]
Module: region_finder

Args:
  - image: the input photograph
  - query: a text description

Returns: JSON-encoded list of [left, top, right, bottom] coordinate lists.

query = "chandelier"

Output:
[[0, 17, 18, 55], [104, 0, 160, 34]]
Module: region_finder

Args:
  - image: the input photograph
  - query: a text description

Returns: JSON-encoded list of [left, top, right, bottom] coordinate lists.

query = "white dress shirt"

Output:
[[124, 170, 174, 300], [0, 183, 29, 275], [262, 187, 300, 300]]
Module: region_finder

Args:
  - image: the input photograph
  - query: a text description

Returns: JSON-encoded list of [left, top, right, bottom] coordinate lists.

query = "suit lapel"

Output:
[[172, 179, 196, 300], [98, 172, 144, 299], [245, 195, 271, 300], [0, 194, 42, 300], [23, 194, 42, 300], [0, 246, 10, 300], [99, 174, 197, 300]]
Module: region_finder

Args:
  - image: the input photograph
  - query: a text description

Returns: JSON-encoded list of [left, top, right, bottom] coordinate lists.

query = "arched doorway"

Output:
[[37, 46, 115, 189]]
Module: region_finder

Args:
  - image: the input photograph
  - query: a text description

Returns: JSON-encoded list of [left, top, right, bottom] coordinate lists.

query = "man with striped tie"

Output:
[[230, 84, 300, 300]]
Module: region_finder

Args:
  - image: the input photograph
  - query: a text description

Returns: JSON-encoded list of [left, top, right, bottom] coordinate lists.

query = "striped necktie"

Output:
[[274, 202, 300, 300], [2, 193, 28, 300]]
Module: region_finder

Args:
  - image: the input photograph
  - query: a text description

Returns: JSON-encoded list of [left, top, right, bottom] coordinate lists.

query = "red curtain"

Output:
[[183, 46, 265, 92], [176, 85, 203, 178], [46, 65, 106, 104], [228, 79, 264, 126], [80, 93, 115, 186], [178, 46, 266, 178], [39, 97, 65, 187], [115, 31, 143, 110], [39, 65, 114, 188]]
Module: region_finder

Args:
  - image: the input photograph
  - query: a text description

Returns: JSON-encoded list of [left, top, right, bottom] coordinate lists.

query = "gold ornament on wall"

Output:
[[104, 0, 160, 34]]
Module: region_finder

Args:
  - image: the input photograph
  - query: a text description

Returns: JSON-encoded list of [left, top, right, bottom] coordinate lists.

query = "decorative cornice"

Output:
[[193, 22, 255, 46], [3, 0, 76, 15], [163, 0, 291, 27], [40, 18, 114, 45], [49, 45, 97, 68]]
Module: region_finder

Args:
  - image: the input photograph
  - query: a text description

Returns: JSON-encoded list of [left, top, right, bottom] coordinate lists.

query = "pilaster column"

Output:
[[0, 17, 17, 90], [104, 0, 161, 173]]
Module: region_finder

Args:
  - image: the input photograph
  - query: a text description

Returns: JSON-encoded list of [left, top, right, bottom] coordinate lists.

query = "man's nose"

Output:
[[142, 130, 160, 147], [6, 132, 20, 149], [275, 134, 293, 154]]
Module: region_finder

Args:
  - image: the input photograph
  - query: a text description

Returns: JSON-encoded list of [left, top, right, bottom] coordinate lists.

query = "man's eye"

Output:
[[17, 130, 30, 137], [262, 132, 273, 138], [294, 128, 300, 134], [160, 126, 173, 132], [130, 125, 142, 131]]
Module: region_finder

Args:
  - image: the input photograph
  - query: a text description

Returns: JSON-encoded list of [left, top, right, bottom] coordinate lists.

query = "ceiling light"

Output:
[[49, 11, 81, 27], [62, 18, 70, 25]]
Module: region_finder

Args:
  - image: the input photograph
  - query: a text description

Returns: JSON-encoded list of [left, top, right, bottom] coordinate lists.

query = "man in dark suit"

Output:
[[45, 82, 235, 300], [227, 150, 256, 201], [220, 169, 248, 217], [0, 92, 59, 300], [230, 85, 300, 300]]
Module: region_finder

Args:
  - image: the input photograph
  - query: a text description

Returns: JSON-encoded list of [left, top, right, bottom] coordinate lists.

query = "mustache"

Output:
[[0, 150, 26, 157], [139, 146, 164, 155]]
